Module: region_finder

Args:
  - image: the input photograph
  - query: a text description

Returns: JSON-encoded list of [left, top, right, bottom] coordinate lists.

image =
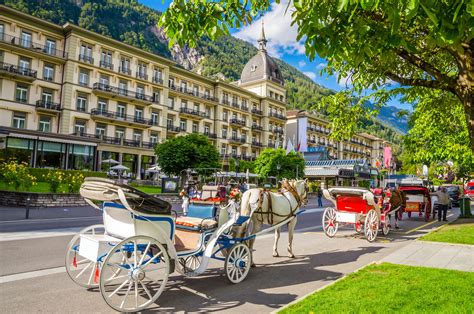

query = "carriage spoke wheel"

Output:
[[381, 214, 390, 236], [99, 236, 170, 312], [322, 207, 338, 238], [65, 224, 106, 288], [179, 255, 202, 274], [225, 243, 251, 284], [364, 210, 379, 242]]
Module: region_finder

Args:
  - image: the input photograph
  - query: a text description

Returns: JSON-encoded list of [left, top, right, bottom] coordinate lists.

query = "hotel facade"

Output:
[[0, 6, 388, 179]]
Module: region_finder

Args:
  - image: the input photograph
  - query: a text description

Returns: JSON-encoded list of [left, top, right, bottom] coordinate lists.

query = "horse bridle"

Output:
[[282, 180, 308, 207]]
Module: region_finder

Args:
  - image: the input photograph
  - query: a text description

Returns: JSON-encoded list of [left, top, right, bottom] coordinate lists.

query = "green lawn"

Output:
[[420, 220, 474, 245], [132, 185, 162, 194], [280, 263, 474, 314]]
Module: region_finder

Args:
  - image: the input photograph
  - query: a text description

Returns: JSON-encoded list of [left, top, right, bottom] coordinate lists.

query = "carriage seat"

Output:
[[176, 203, 217, 231]]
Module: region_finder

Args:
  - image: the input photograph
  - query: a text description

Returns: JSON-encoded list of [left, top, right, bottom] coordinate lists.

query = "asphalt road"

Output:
[[0, 203, 459, 313]]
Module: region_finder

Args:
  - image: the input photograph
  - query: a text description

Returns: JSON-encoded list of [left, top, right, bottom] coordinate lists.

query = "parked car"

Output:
[[442, 184, 461, 207], [465, 182, 474, 201]]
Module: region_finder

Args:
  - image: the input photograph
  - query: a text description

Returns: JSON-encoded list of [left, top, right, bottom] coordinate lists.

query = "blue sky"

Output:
[[139, 0, 407, 110]]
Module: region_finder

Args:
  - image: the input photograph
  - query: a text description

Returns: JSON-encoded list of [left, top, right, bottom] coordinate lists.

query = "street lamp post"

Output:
[[276, 163, 281, 188]]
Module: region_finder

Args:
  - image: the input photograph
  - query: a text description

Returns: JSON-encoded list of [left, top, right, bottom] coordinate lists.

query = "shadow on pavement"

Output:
[[145, 246, 383, 312]]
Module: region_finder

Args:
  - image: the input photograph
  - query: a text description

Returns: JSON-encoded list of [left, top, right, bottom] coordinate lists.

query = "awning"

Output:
[[305, 168, 340, 177]]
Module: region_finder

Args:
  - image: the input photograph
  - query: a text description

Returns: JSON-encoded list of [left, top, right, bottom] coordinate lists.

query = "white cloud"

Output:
[[316, 63, 326, 69], [298, 60, 306, 68], [303, 71, 316, 80], [233, 1, 305, 58]]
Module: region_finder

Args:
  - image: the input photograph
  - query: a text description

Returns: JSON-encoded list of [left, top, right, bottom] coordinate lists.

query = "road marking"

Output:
[[0, 216, 100, 224], [0, 227, 82, 241], [403, 214, 454, 234], [0, 266, 66, 284]]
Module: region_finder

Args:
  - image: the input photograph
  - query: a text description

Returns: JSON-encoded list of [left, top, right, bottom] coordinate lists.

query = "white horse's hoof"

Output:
[[251, 263, 257, 268], [288, 253, 295, 258], [273, 252, 279, 257]]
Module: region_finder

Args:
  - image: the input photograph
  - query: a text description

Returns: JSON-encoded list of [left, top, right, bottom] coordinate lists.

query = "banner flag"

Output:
[[384, 146, 392, 168], [286, 139, 294, 155]]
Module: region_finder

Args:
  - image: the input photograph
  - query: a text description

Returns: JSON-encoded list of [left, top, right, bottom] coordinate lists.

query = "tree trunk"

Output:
[[466, 94, 474, 153]]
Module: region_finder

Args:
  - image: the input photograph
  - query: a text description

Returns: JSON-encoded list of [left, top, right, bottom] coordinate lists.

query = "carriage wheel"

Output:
[[225, 243, 251, 284], [364, 209, 379, 242], [100, 236, 170, 312], [178, 255, 202, 274], [381, 214, 390, 236], [65, 224, 106, 288], [322, 207, 338, 238]]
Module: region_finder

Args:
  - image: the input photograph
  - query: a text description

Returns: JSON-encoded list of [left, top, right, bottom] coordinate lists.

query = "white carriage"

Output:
[[322, 187, 398, 242], [65, 178, 253, 312]]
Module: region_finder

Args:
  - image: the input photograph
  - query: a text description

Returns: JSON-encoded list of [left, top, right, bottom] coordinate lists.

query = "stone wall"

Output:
[[0, 190, 88, 207]]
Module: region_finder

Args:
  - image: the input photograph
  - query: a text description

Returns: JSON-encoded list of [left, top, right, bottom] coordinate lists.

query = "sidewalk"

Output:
[[382, 238, 474, 272]]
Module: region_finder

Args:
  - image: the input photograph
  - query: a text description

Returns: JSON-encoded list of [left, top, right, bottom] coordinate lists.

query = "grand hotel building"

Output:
[[0, 6, 387, 178]]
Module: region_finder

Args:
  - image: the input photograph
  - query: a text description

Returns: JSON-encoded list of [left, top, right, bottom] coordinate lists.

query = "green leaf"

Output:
[[420, 2, 439, 26], [337, 0, 349, 12]]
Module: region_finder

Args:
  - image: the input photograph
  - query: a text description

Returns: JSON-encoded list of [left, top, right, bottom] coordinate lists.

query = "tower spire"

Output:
[[258, 19, 267, 51]]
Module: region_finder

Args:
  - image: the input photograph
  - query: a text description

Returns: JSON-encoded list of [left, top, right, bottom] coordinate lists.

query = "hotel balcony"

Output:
[[152, 76, 164, 85], [169, 84, 217, 102], [0, 33, 67, 59], [72, 132, 157, 150], [92, 83, 158, 105], [269, 112, 287, 121], [90, 109, 152, 128], [203, 132, 218, 139], [251, 124, 263, 131], [251, 108, 263, 116], [179, 108, 210, 119], [272, 127, 284, 134], [229, 118, 247, 127], [79, 54, 94, 64], [0, 62, 37, 82], [99, 60, 114, 71], [166, 125, 182, 133], [35, 100, 61, 113], [251, 140, 263, 147], [229, 136, 247, 144], [119, 66, 132, 75]]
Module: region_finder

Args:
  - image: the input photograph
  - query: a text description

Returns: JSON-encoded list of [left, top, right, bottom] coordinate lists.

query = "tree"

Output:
[[154, 134, 220, 176], [159, 0, 474, 151], [253, 148, 305, 180]]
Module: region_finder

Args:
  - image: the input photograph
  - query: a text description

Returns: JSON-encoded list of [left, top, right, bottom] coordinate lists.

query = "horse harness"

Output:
[[252, 181, 306, 225]]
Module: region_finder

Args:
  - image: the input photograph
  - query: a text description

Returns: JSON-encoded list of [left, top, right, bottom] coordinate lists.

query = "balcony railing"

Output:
[[251, 141, 263, 147], [36, 100, 61, 111], [100, 60, 114, 70], [136, 72, 148, 80], [0, 62, 37, 79], [179, 108, 210, 118], [231, 102, 240, 109], [267, 141, 275, 148], [119, 66, 131, 75], [79, 54, 94, 64], [203, 132, 218, 139], [251, 108, 263, 115], [72, 132, 157, 149], [92, 83, 157, 103], [251, 124, 263, 131], [167, 125, 181, 133], [241, 106, 249, 111], [0, 33, 67, 58], [169, 84, 216, 102], [91, 109, 152, 126], [152, 76, 163, 85], [229, 136, 246, 143], [272, 127, 284, 134], [230, 118, 246, 127], [270, 112, 286, 120]]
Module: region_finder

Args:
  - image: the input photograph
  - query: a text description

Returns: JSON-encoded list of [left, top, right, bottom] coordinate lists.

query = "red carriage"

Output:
[[322, 187, 394, 242], [399, 186, 432, 221]]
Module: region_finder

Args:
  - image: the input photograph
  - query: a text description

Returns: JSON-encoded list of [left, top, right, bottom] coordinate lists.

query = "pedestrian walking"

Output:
[[431, 187, 450, 221], [317, 186, 323, 207]]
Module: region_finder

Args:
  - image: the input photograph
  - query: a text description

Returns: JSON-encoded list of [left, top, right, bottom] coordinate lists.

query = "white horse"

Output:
[[235, 179, 308, 261]]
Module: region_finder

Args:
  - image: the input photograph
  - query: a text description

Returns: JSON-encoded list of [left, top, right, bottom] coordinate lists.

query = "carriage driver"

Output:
[[389, 185, 406, 229]]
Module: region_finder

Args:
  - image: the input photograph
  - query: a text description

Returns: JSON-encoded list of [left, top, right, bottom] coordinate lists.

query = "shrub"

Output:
[[28, 168, 106, 182], [0, 160, 37, 191], [308, 181, 319, 193], [43, 170, 65, 193], [66, 172, 85, 193]]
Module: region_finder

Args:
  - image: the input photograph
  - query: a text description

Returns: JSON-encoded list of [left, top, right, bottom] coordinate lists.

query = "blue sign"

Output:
[[308, 146, 327, 153]]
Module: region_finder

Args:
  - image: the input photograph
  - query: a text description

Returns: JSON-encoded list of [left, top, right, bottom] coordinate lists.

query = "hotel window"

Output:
[[153, 90, 160, 103], [133, 130, 142, 142], [38, 116, 51, 132], [78, 69, 89, 86], [0, 24, 4, 39], [192, 122, 198, 133], [118, 80, 128, 95], [137, 62, 147, 79], [221, 128, 227, 139], [167, 118, 173, 127], [135, 107, 143, 121], [99, 75, 109, 86], [181, 100, 187, 109], [95, 123, 106, 136], [222, 110, 228, 121], [74, 120, 86, 135], [242, 99, 247, 108], [179, 120, 186, 131], [15, 84, 28, 103], [20, 31, 32, 48], [193, 103, 199, 112], [204, 125, 210, 135], [232, 96, 237, 105], [205, 106, 211, 117], [117, 103, 126, 118], [100, 50, 113, 69], [204, 89, 210, 99], [41, 89, 53, 105], [151, 111, 159, 125], [76, 95, 88, 112], [80, 44, 93, 63], [231, 147, 237, 155], [232, 130, 237, 139], [150, 132, 159, 144], [115, 127, 125, 139], [153, 68, 162, 83], [168, 78, 174, 88], [222, 93, 228, 103], [43, 64, 54, 81], [12, 112, 26, 129], [167, 97, 174, 109], [45, 39, 56, 55], [220, 145, 226, 155], [98, 99, 107, 113], [180, 81, 187, 92], [120, 56, 130, 74], [18, 58, 30, 73], [193, 85, 199, 96], [136, 85, 145, 98]]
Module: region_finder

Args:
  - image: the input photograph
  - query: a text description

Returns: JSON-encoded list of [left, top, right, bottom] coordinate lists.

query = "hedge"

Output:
[[28, 168, 107, 182]]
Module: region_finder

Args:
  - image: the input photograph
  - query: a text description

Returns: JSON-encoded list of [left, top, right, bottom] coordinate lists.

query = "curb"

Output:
[[271, 261, 377, 313], [416, 240, 474, 248]]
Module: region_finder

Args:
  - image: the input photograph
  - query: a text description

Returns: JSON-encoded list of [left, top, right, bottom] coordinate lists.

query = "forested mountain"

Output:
[[4, 0, 405, 142]]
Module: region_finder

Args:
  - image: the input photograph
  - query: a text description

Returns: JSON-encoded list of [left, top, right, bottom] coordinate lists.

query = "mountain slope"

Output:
[[4, 0, 405, 141]]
